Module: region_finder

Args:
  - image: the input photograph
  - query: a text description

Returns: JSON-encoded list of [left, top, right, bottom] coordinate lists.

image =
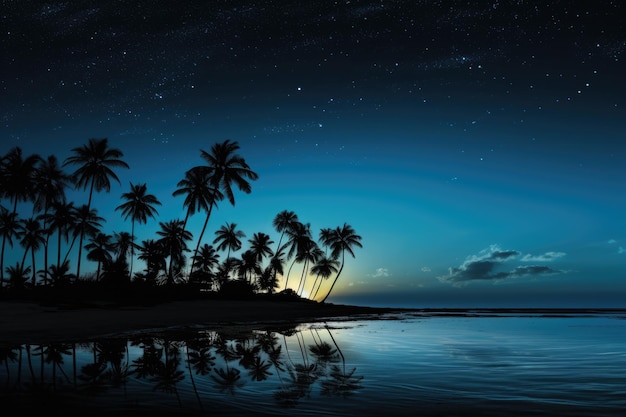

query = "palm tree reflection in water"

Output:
[[0, 324, 362, 414]]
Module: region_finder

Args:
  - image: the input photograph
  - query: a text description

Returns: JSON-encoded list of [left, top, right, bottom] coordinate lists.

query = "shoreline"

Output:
[[1, 299, 625, 344], [0, 299, 412, 344]]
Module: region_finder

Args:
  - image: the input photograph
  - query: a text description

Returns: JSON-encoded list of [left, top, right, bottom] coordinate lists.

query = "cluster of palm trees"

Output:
[[0, 138, 361, 302]]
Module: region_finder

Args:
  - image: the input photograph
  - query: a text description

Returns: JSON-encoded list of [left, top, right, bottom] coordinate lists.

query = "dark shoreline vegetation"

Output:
[[0, 138, 363, 308]]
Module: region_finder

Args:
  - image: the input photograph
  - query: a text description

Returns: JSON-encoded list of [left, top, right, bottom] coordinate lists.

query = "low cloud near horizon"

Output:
[[438, 245, 565, 286]]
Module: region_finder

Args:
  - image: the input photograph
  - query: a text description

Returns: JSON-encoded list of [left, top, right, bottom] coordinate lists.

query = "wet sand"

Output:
[[0, 299, 410, 344]]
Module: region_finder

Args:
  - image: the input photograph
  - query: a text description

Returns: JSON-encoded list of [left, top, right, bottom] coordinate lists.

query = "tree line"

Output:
[[0, 138, 362, 303]]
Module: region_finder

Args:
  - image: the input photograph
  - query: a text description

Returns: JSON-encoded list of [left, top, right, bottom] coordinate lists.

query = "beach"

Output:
[[0, 299, 407, 344]]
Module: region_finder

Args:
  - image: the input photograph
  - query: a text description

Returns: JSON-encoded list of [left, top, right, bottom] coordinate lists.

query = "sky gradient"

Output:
[[2, 1, 625, 307]]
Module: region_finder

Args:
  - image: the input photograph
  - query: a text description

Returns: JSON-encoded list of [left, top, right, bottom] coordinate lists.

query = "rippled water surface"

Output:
[[2, 311, 625, 416]]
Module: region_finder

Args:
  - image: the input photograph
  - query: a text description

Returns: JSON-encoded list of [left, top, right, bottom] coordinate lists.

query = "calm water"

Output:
[[1, 311, 625, 416]]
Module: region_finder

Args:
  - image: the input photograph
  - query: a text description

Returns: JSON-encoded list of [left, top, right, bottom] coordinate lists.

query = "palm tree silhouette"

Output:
[[47, 201, 76, 269], [115, 182, 161, 279], [272, 210, 299, 253], [213, 222, 245, 261], [63, 138, 129, 209], [295, 240, 323, 297], [32, 155, 72, 282], [112, 231, 136, 267], [137, 239, 166, 284], [17, 217, 46, 286], [190, 140, 258, 275], [156, 219, 192, 285], [282, 221, 312, 291], [63, 138, 128, 275], [310, 254, 340, 301], [0, 206, 20, 288], [85, 232, 114, 281], [0, 147, 41, 284], [65, 204, 104, 280], [190, 243, 220, 287], [320, 223, 362, 303], [0, 147, 41, 213]]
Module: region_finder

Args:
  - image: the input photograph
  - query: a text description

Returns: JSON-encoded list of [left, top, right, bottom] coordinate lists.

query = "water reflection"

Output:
[[0, 323, 362, 414]]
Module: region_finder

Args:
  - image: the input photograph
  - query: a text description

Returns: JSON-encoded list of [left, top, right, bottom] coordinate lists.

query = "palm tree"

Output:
[[46, 260, 74, 288], [111, 231, 137, 280], [319, 224, 363, 303], [0, 147, 41, 213], [272, 210, 298, 253], [17, 217, 46, 286], [63, 137, 129, 209], [0, 147, 40, 284], [47, 201, 76, 268], [310, 255, 340, 300], [137, 239, 166, 284], [248, 232, 274, 264], [237, 249, 262, 285], [156, 219, 192, 285], [66, 205, 104, 280], [32, 155, 72, 280], [85, 232, 114, 281], [63, 138, 128, 277], [0, 206, 20, 287], [115, 182, 161, 278], [282, 221, 311, 291], [213, 222, 245, 261], [190, 243, 220, 287], [173, 166, 224, 231], [191, 140, 258, 274], [295, 241, 323, 297]]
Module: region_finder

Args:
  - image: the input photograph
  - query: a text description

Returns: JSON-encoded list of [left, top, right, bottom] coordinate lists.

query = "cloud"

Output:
[[438, 245, 565, 286], [619, 247, 626, 254], [521, 251, 566, 262], [421, 266, 431, 272], [370, 267, 390, 278], [608, 239, 617, 244]]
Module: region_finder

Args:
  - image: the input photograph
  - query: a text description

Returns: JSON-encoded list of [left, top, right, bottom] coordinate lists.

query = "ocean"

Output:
[[1, 309, 625, 416]]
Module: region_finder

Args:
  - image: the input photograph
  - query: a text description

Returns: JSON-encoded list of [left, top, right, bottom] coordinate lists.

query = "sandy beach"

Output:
[[0, 299, 408, 344]]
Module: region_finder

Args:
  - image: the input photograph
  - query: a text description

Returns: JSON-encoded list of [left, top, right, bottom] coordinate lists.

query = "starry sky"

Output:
[[2, 1, 625, 308]]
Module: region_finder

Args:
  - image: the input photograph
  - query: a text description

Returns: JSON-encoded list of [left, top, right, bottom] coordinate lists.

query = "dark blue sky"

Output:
[[2, 1, 625, 307]]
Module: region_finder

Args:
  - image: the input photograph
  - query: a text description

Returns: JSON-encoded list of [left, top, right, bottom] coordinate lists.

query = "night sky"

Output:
[[2, 1, 625, 308]]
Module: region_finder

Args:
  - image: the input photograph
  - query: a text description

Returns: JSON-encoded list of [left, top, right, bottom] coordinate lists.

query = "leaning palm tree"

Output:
[[282, 221, 311, 291], [0, 206, 20, 288], [272, 210, 298, 253], [173, 166, 224, 231], [190, 140, 258, 274], [156, 219, 193, 285], [319, 224, 362, 303], [310, 255, 340, 300], [295, 241, 323, 297], [63, 137, 129, 209], [65, 204, 104, 281], [17, 217, 46, 286], [115, 182, 161, 278]]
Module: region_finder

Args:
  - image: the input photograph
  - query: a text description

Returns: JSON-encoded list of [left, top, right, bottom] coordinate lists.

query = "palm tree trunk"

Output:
[[30, 248, 36, 286], [320, 251, 344, 303], [190, 201, 215, 276], [129, 220, 135, 280], [75, 232, 85, 281], [284, 258, 297, 290]]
